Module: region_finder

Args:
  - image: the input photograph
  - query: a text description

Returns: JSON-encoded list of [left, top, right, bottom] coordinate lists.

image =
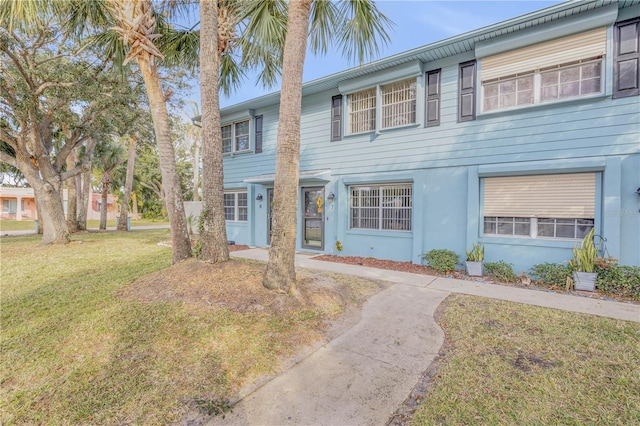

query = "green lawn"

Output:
[[410, 295, 640, 425], [0, 230, 345, 424], [0, 218, 169, 231]]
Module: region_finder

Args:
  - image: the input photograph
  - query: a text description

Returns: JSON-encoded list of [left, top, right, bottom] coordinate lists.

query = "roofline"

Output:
[[220, 0, 629, 115]]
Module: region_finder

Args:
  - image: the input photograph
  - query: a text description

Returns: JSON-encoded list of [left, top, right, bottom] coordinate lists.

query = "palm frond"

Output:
[[158, 27, 200, 70], [219, 51, 246, 97], [308, 0, 339, 56], [64, 0, 113, 38], [336, 0, 393, 65], [0, 0, 65, 32]]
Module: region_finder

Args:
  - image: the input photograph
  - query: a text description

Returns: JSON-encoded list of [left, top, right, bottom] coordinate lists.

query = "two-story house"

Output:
[[215, 0, 640, 273]]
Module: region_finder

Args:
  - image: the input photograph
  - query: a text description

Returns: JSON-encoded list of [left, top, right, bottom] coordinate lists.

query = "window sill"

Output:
[[223, 150, 253, 157], [477, 92, 609, 119], [376, 122, 420, 134], [226, 221, 248, 225], [344, 122, 421, 139], [346, 228, 413, 238]]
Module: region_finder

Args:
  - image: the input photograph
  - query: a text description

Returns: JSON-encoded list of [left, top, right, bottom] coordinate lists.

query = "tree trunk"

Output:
[[100, 172, 109, 230], [132, 192, 139, 218], [263, 0, 312, 292], [117, 134, 137, 231], [138, 57, 191, 263], [199, 0, 230, 263], [31, 178, 70, 243], [76, 139, 95, 231], [66, 152, 78, 233], [192, 140, 200, 201], [77, 167, 91, 230]]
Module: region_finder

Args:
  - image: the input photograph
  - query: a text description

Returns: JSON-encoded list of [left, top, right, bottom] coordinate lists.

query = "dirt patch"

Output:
[[119, 258, 384, 317], [513, 352, 556, 372]]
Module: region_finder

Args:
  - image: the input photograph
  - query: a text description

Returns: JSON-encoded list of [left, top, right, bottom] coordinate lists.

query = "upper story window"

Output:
[[482, 57, 603, 112], [349, 88, 376, 134], [381, 78, 416, 128], [481, 27, 607, 113], [347, 77, 417, 134], [483, 74, 533, 111], [540, 58, 602, 102], [221, 119, 251, 154]]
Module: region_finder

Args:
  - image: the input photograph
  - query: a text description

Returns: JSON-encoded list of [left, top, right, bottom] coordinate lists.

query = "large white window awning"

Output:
[[244, 169, 332, 185]]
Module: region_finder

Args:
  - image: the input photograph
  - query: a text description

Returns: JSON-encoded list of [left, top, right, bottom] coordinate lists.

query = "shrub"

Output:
[[421, 249, 459, 273], [485, 261, 518, 283], [529, 263, 572, 288], [596, 265, 640, 301]]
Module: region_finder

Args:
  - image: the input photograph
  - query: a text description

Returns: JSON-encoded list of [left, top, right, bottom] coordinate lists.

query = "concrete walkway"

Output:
[[205, 248, 639, 425]]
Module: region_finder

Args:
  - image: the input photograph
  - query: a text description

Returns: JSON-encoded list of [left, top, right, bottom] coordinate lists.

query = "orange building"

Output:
[[0, 186, 119, 221]]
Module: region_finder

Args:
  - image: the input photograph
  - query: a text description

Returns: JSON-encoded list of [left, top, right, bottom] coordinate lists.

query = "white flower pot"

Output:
[[466, 261, 484, 277], [573, 271, 596, 292]]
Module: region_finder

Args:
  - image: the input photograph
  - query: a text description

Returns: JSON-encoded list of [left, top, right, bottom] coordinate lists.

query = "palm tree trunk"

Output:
[[117, 134, 137, 231], [192, 141, 200, 201], [263, 0, 312, 292], [100, 172, 109, 230], [66, 152, 79, 233], [77, 167, 91, 230], [137, 57, 191, 263], [199, 0, 230, 263], [77, 138, 95, 231]]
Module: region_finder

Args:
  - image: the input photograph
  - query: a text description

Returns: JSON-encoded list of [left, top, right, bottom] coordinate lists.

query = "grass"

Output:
[[411, 295, 640, 425], [0, 218, 169, 231], [0, 230, 343, 425]]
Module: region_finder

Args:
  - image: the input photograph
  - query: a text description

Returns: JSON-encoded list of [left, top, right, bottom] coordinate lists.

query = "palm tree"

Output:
[[117, 133, 137, 231], [198, 0, 231, 263], [94, 142, 124, 230], [103, 0, 192, 261], [262, 1, 392, 292]]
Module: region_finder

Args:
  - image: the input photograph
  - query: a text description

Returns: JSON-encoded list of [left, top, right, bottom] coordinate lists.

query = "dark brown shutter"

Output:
[[459, 61, 476, 122], [426, 69, 441, 127], [331, 95, 342, 141], [614, 18, 640, 98], [254, 115, 263, 153]]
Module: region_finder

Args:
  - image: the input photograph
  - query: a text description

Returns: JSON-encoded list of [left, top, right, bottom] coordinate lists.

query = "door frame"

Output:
[[267, 188, 274, 245], [301, 186, 325, 250]]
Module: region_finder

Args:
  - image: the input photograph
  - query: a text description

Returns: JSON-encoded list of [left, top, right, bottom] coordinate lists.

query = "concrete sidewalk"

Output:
[[206, 248, 638, 425], [234, 248, 639, 323]]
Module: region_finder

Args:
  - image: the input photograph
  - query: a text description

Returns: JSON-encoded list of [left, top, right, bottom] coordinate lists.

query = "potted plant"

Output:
[[465, 243, 485, 277], [569, 228, 598, 291]]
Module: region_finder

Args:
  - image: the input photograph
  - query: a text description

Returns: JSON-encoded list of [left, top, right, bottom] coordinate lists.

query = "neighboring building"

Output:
[[0, 187, 119, 221], [216, 0, 640, 272], [0, 187, 38, 220]]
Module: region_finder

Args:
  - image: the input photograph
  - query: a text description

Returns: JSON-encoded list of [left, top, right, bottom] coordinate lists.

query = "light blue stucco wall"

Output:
[[219, 6, 640, 272]]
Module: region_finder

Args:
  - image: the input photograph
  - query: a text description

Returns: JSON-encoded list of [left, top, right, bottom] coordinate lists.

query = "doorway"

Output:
[[302, 187, 324, 250]]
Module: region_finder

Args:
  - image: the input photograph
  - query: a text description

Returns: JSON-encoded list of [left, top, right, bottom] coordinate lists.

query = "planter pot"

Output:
[[466, 261, 484, 277], [573, 271, 596, 292]]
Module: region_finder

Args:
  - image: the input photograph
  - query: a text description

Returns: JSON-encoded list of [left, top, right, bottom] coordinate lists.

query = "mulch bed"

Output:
[[312, 254, 638, 304], [228, 244, 250, 252], [313, 255, 471, 280]]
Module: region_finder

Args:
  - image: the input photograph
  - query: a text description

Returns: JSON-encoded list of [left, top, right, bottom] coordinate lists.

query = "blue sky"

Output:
[[193, 1, 563, 109]]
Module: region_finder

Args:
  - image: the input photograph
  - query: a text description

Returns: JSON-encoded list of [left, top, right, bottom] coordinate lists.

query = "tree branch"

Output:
[[0, 151, 18, 167], [34, 81, 75, 97], [0, 43, 35, 91]]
